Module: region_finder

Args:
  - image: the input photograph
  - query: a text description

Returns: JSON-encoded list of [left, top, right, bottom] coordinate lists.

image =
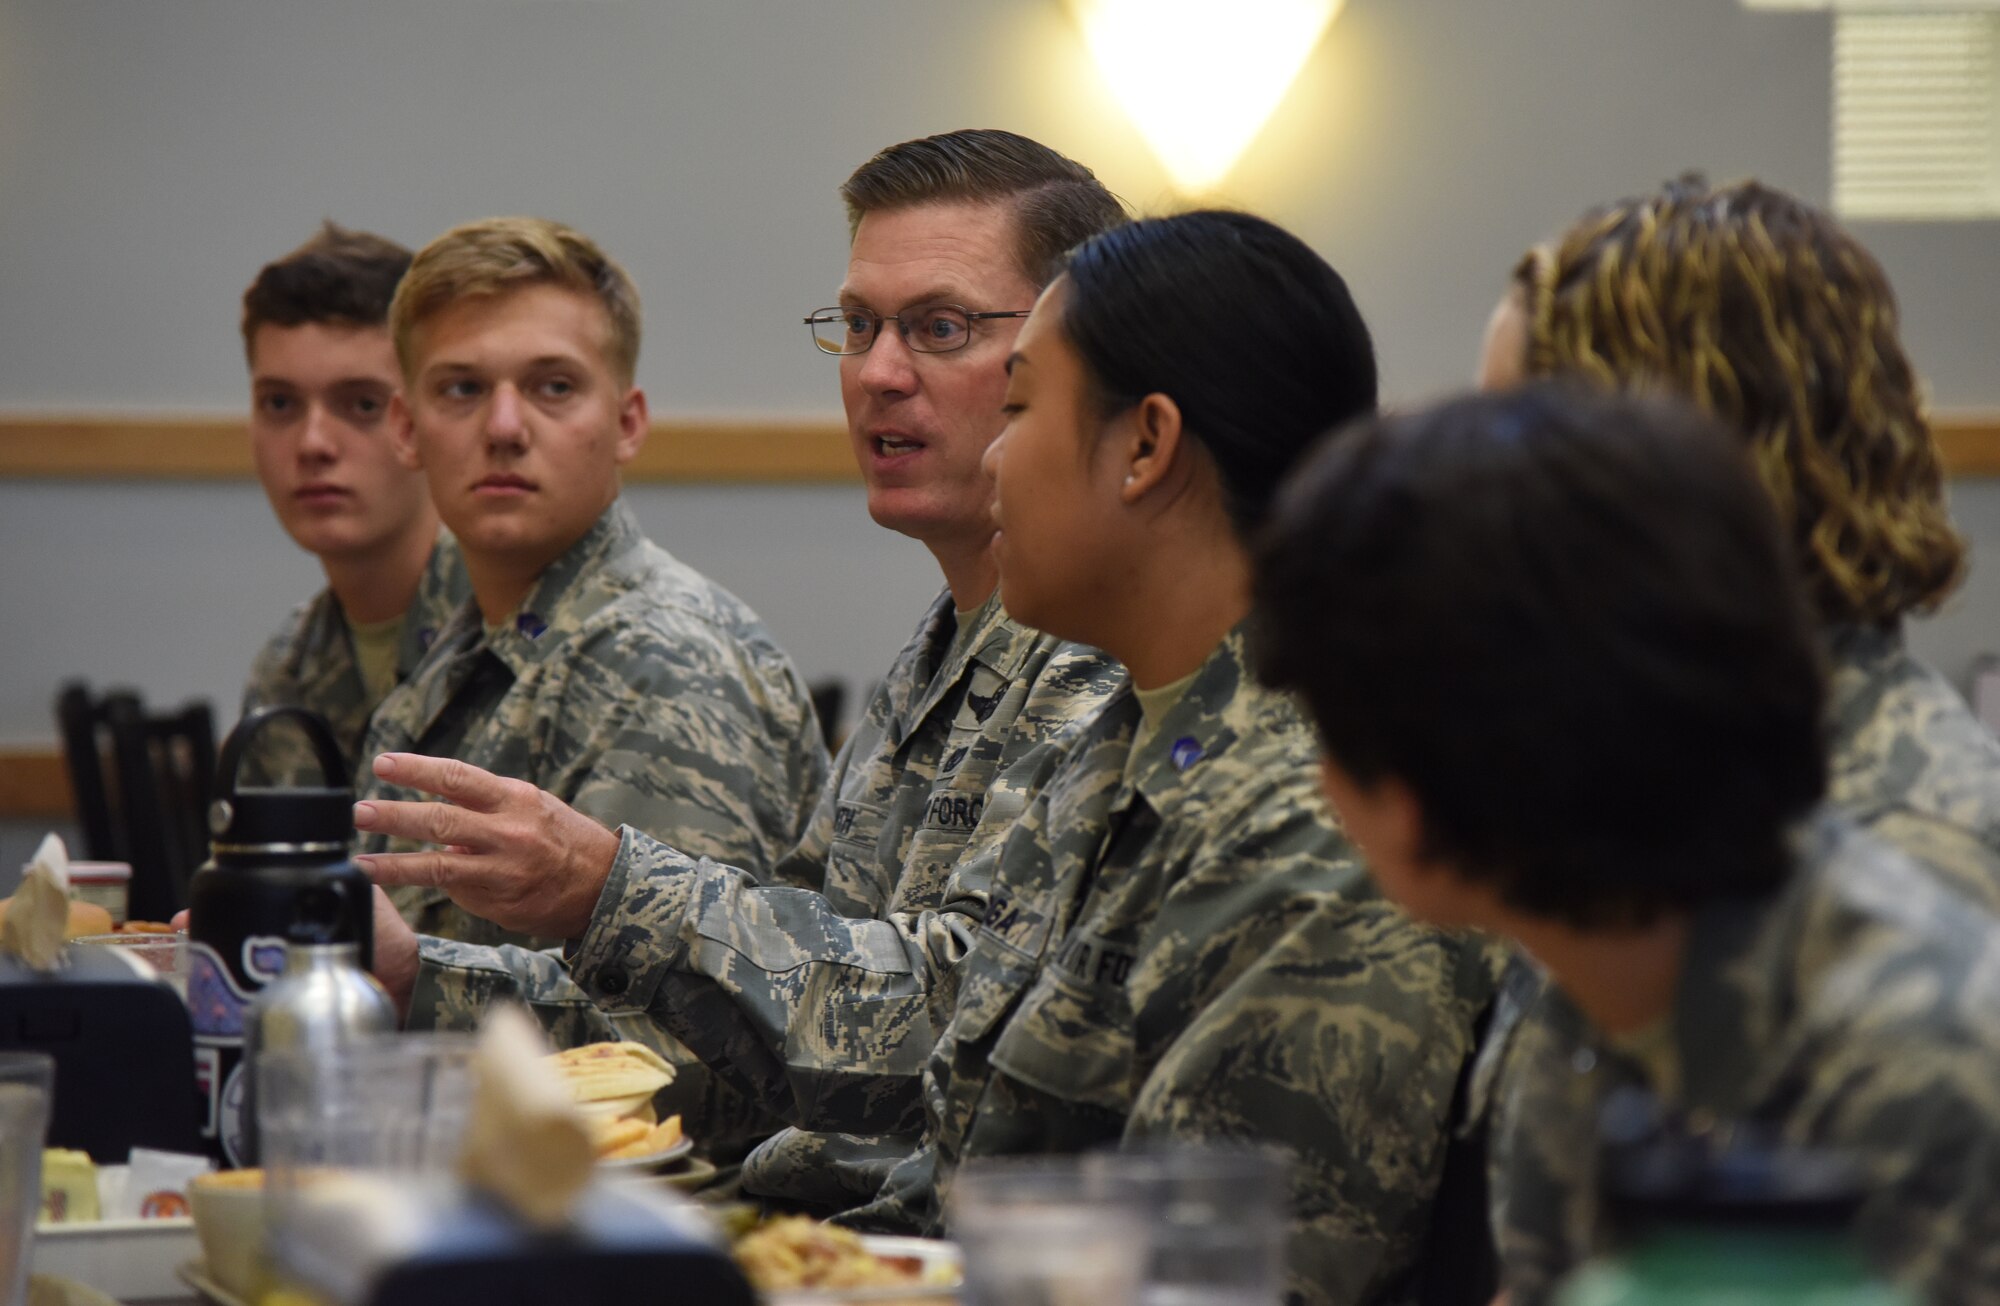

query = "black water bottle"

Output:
[[186, 706, 374, 1167]]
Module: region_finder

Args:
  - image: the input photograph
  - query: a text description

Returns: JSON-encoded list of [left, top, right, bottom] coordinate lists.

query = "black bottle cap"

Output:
[[209, 706, 354, 851]]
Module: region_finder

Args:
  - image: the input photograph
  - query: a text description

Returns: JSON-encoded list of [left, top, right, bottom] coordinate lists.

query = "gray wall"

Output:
[[1, 0, 1996, 756]]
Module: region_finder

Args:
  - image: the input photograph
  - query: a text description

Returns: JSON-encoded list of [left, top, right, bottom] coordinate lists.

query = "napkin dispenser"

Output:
[[274, 1175, 755, 1306], [0, 946, 201, 1160]]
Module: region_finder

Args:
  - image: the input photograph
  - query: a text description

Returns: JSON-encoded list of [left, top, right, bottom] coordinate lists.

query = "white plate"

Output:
[[765, 1235, 962, 1305], [32, 1218, 200, 1301], [598, 1136, 695, 1172]]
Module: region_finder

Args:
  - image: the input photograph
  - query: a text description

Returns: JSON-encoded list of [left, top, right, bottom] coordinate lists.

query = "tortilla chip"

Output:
[[589, 1117, 651, 1157], [545, 1042, 675, 1103], [603, 1115, 683, 1161]]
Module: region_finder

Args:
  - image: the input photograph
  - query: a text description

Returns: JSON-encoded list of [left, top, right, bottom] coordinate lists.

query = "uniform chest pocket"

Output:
[[921, 708, 1002, 833], [829, 798, 890, 861], [916, 789, 985, 840], [896, 780, 996, 915], [944, 945, 1042, 1049], [988, 966, 1135, 1114]]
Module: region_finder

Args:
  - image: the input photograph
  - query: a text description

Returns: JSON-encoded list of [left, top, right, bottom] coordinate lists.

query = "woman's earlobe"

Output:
[[1120, 393, 1184, 503]]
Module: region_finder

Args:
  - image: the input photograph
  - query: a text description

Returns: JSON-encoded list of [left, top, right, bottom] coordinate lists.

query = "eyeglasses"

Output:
[[804, 305, 1032, 356]]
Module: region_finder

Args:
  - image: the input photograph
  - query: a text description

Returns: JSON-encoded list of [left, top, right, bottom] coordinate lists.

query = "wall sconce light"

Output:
[[1067, 0, 1344, 194]]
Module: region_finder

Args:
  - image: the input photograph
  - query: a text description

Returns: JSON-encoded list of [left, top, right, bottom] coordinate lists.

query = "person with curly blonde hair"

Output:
[[1479, 176, 2000, 911]]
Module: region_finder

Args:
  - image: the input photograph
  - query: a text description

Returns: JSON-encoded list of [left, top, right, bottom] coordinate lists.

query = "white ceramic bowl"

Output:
[[188, 1172, 267, 1301]]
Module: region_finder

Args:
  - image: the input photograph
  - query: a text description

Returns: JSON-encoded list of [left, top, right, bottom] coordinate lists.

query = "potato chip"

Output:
[[589, 1117, 651, 1157], [603, 1114, 683, 1161]]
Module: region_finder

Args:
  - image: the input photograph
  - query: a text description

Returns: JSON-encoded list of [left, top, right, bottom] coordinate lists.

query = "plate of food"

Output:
[[594, 1116, 693, 1172], [733, 1215, 961, 1304], [543, 1040, 700, 1173]]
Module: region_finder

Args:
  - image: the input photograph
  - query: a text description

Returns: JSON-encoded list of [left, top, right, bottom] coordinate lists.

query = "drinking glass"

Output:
[[950, 1157, 1150, 1306], [0, 1053, 55, 1306], [256, 1033, 475, 1284], [70, 932, 190, 1001], [258, 1032, 474, 1172], [1085, 1146, 1291, 1306]]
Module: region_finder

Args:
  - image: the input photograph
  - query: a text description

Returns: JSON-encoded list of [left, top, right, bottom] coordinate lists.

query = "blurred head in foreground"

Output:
[[1254, 382, 1826, 931]]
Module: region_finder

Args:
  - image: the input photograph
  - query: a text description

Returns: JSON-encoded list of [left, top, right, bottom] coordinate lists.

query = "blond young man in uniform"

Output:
[[240, 222, 467, 783], [353, 217, 827, 954]]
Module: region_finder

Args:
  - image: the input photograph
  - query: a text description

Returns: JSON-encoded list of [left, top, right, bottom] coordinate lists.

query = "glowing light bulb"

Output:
[[1068, 0, 1342, 193]]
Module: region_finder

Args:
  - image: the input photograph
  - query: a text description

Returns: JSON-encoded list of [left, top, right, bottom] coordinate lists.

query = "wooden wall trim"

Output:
[[0, 415, 858, 483], [1935, 418, 2000, 477], [0, 749, 73, 823], [4, 412, 2000, 818], [3, 412, 1998, 479]]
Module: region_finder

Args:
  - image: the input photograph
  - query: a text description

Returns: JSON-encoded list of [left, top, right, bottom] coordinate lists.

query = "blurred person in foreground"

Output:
[[354, 132, 1129, 1204], [353, 214, 827, 957], [1483, 176, 2000, 909], [239, 222, 467, 782], [1254, 382, 2000, 1306], [839, 211, 1495, 1306]]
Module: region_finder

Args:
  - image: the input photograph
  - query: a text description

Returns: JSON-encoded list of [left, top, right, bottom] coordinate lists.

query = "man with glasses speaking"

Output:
[[357, 130, 1130, 1209]]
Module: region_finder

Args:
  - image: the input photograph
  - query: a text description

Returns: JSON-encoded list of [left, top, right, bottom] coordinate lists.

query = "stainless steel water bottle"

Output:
[[186, 705, 375, 1166], [243, 940, 395, 1164]]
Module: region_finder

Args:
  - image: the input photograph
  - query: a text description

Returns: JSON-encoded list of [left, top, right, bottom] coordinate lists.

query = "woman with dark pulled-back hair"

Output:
[[844, 212, 1498, 1306], [1482, 176, 2000, 912]]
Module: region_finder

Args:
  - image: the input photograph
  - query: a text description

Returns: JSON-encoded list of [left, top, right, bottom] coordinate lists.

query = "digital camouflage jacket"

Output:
[[1824, 622, 2000, 912], [1487, 816, 2000, 1306], [359, 500, 827, 949], [843, 630, 1497, 1306], [402, 589, 1123, 1181], [239, 533, 467, 785]]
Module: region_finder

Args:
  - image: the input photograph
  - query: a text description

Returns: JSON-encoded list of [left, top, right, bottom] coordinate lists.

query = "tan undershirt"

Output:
[[1127, 669, 1201, 785], [950, 604, 983, 661], [347, 613, 405, 704]]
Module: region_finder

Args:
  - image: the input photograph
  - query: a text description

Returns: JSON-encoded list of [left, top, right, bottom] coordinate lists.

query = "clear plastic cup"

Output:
[[0, 1053, 55, 1306], [70, 932, 190, 1000], [256, 1032, 475, 1284], [257, 1032, 475, 1176], [1084, 1146, 1291, 1306], [950, 1157, 1150, 1306]]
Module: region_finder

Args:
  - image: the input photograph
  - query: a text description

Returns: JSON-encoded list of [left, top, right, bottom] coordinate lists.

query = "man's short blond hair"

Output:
[[390, 216, 642, 384]]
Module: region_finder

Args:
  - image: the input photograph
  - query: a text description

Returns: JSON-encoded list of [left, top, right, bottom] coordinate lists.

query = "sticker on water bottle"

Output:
[[193, 1045, 220, 1137], [219, 1064, 249, 1168], [186, 940, 250, 1039], [242, 936, 289, 986], [187, 936, 284, 1166]]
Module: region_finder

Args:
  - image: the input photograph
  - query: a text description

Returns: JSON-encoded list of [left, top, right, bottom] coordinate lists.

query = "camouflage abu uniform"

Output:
[[1467, 619, 2000, 1198], [1486, 815, 2000, 1306], [402, 588, 1122, 1189], [359, 501, 827, 949], [1825, 622, 2000, 911], [846, 630, 1497, 1306], [240, 533, 468, 785]]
